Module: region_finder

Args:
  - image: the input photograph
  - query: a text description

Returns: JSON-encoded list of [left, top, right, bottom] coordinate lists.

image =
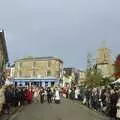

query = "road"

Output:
[[11, 98, 109, 120]]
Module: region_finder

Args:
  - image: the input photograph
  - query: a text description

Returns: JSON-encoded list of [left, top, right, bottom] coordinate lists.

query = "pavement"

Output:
[[0, 106, 23, 120], [6, 98, 110, 120]]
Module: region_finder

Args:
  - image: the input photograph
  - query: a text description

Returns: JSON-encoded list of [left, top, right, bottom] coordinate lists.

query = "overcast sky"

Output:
[[0, 0, 120, 69]]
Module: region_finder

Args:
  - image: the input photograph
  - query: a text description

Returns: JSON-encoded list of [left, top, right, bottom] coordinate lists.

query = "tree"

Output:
[[114, 54, 120, 79], [86, 52, 93, 70], [85, 53, 103, 88], [85, 66, 103, 88], [101, 77, 111, 86]]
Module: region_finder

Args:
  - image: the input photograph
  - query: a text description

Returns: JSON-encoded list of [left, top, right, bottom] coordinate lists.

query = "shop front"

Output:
[[12, 77, 59, 87]]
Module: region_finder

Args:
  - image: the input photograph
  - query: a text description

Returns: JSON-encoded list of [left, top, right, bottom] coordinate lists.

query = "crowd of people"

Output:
[[32, 86, 61, 104], [0, 83, 120, 119], [0, 85, 61, 116], [0, 85, 26, 115], [62, 85, 120, 120]]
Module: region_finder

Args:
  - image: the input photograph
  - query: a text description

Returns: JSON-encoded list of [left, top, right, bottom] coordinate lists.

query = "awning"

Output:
[[12, 79, 59, 82]]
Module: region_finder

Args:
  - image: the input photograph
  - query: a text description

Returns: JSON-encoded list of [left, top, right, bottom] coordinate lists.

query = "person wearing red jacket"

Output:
[[24, 87, 33, 104]]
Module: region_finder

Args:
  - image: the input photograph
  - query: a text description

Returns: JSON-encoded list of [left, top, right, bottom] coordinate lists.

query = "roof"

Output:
[[63, 67, 80, 71], [16, 56, 63, 63], [13, 76, 60, 81], [0, 30, 9, 62], [79, 70, 85, 73]]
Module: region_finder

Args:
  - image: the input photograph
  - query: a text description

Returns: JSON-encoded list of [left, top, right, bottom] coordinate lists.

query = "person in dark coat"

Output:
[[11, 87, 17, 107], [71, 87, 75, 100], [17, 88, 25, 106], [101, 89, 106, 107], [39, 87, 44, 104], [109, 89, 119, 120], [86, 88, 92, 108], [4, 87, 12, 114], [47, 87, 52, 103]]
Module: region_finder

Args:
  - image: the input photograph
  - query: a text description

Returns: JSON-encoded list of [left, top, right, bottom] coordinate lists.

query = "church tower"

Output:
[[96, 41, 113, 78], [96, 41, 112, 64]]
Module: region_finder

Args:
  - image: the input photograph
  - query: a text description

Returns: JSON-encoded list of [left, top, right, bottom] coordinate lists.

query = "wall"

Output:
[[14, 58, 63, 79]]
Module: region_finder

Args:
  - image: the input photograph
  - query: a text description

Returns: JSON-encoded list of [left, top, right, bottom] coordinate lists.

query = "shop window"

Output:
[[45, 82, 48, 87], [40, 82, 42, 87], [25, 82, 28, 86], [15, 82, 17, 86], [51, 82, 54, 87]]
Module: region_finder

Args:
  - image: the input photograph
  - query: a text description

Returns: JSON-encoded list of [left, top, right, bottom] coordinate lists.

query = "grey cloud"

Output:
[[0, 0, 120, 69]]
